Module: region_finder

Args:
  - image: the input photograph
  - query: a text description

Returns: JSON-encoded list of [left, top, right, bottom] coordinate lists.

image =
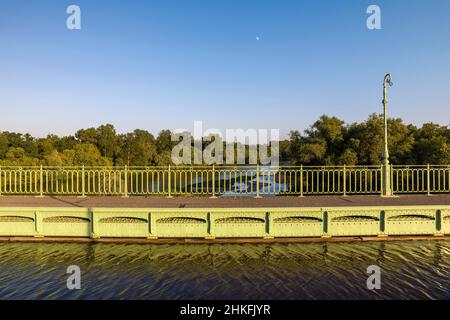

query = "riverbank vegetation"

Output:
[[0, 114, 449, 166]]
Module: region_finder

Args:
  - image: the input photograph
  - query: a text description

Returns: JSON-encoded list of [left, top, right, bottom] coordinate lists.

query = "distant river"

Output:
[[0, 241, 449, 299]]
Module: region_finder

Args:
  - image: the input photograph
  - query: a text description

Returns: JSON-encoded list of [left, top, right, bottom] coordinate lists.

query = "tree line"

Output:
[[286, 114, 450, 165], [0, 113, 449, 166], [0, 125, 174, 166]]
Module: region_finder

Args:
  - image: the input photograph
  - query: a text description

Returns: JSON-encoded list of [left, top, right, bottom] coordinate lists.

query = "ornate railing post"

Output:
[[427, 164, 431, 196], [343, 164, 347, 196], [81, 165, 86, 197], [38, 165, 44, 197], [167, 165, 172, 198], [123, 165, 129, 198], [381, 163, 393, 196], [380, 164, 383, 195], [210, 164, 217, 198], [255, 164, 261, 198], [448, 165, 450, 192], [299, 164, 304, 197]]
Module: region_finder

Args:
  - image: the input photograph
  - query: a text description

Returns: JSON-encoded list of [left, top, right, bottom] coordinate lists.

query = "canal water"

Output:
[[0, 241, 449, 299]]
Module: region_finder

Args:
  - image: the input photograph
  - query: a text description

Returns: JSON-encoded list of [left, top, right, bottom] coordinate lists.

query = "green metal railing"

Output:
[[392, 165, 450, 195], [0, 165, 449, 197]]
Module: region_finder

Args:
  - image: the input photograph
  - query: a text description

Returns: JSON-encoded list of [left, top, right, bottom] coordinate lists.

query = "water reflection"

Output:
[[0, 241, 449, 299]]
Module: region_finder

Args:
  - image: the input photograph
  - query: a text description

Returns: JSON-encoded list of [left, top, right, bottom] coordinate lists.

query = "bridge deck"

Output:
[[0, 194, 449, 208]]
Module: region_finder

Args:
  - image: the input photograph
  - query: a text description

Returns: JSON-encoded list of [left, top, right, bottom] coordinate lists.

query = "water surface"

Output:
[[0, 241, 449, 299]]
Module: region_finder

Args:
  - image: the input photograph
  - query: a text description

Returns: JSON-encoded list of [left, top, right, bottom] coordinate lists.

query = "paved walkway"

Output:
[[0, 195, 449, 208]]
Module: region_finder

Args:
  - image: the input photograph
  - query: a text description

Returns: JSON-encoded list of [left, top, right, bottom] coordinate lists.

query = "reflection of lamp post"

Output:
[[381, 74, 393, 196]]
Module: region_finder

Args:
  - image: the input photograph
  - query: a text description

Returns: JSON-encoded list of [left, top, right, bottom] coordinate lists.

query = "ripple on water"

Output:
[[0, 241, 450, 299]]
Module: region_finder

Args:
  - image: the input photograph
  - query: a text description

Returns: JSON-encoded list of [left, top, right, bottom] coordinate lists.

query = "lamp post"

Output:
[[381, 74, 393, 196]]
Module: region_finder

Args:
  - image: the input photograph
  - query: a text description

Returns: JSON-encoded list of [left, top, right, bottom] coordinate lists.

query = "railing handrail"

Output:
[[0, 164, 414, 169]]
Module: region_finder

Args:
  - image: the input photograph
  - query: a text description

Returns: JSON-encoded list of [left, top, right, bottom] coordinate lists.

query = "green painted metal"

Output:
[[383, 208, 437, 235], [327, 208, 381, 236], [323, 211, 328, 235], [0, 205, 449, 239], [381, 74, 394, 196], [0, 165, 449, 197], [436, 210, 442, 232], [380, 211, 386, 233]]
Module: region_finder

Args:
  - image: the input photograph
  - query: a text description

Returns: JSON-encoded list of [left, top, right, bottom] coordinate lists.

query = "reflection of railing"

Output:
[[0, 165, 448, 197]]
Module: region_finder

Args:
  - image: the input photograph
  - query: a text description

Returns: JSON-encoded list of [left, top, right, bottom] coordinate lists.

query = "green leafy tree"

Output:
[[0, 134, 8, 158], [44, 149, 63, 166], [348, 114, 414, 165], [66, 144, 112, 166], [96, 124, 118, 160], [0, 147, 40, 166], [156, 130, 173, 152], [0, 115, 448, 167], [412, 123, 450, 164], [118, 130, 157, 166], [75, 127, 97, 144], [289, 115, 345, 165]]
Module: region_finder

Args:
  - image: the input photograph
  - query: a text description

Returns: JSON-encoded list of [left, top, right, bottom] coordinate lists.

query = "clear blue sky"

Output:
[[1, 0, 450, 139]]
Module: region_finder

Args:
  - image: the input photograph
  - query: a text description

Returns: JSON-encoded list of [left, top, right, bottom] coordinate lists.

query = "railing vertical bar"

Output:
[[39, 165, 43, 197], [343, 165, 347, 196]]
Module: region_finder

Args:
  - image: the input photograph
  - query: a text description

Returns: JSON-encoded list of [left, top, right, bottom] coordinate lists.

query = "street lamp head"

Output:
[[384, 73, 393, 87]]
